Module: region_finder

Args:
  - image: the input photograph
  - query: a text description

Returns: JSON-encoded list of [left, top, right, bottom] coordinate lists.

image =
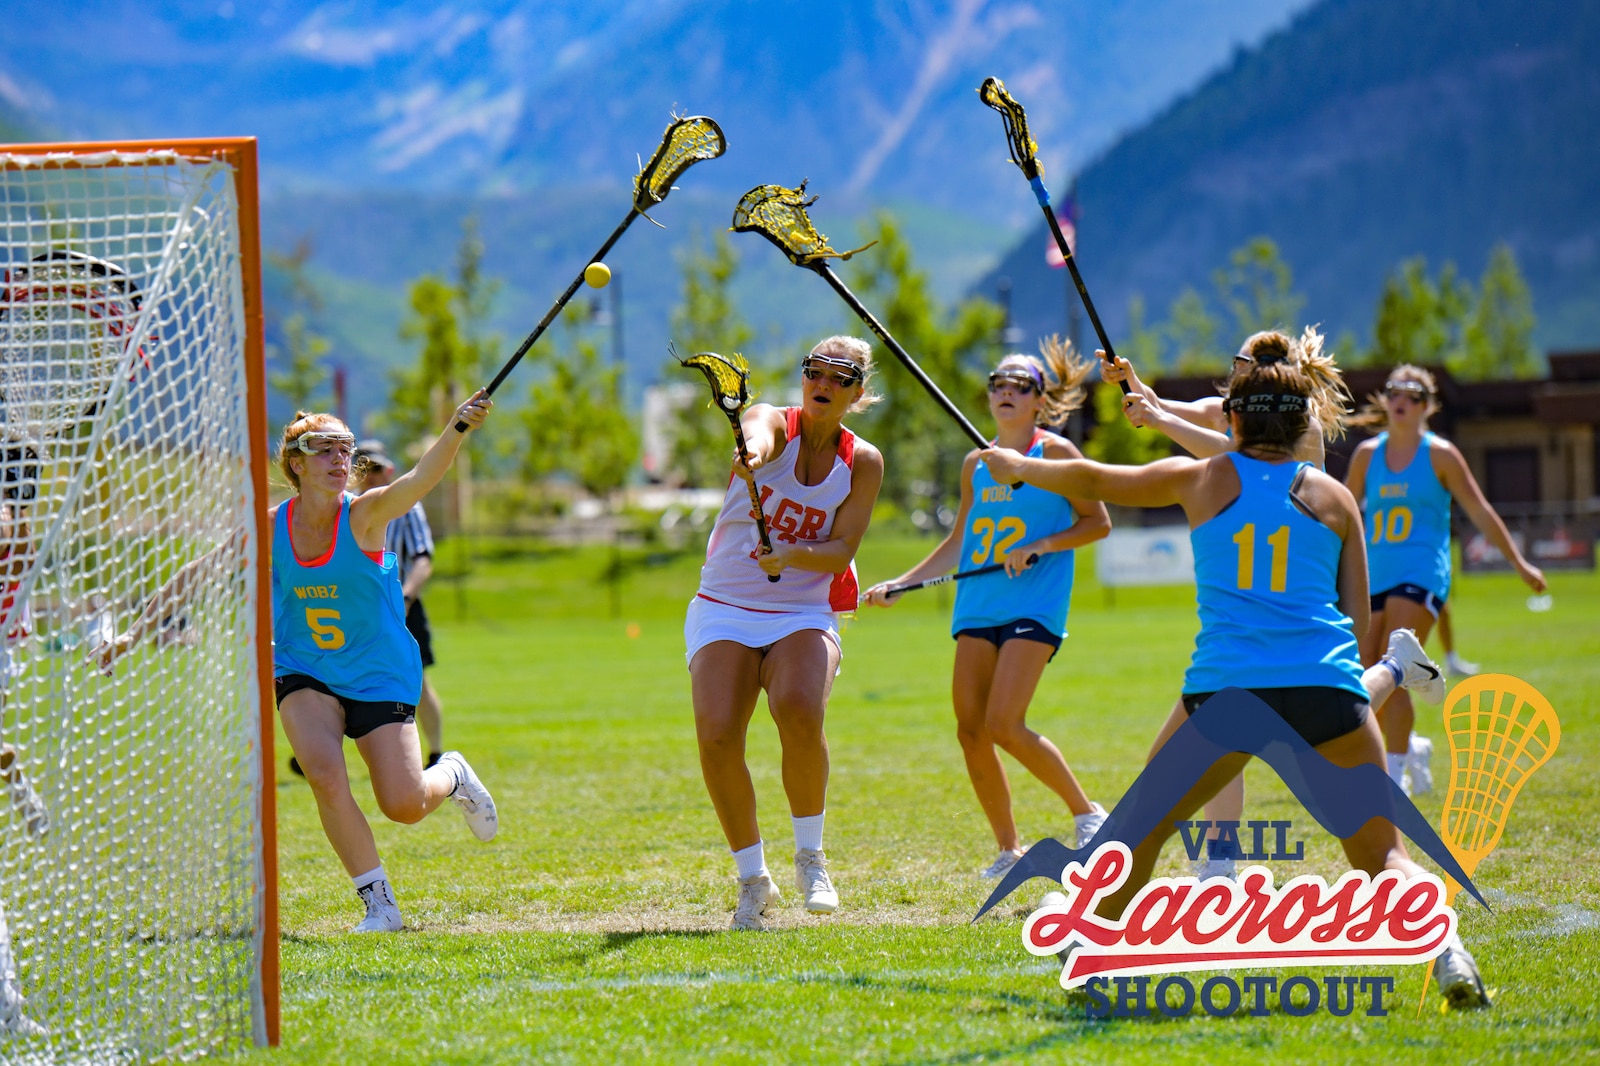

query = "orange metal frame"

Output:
[[0, 137, 280, 1047]]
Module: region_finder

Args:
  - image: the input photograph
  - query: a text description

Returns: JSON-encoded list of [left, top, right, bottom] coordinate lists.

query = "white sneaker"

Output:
[[1386, 628, 1447, 703], [730, 873, 779, 931], [1193, 857, 1237, 881], [794, 848, 839, 914], [1, 755, 48, 837], [1074, 802, 1108, 849], [438, 752, 498, 842], [979, 848, 1026, 879], [1434, 935, 1490, 1009], [1407, 734, 1435, 796], [353, 879, 404, 933], [1445, 651, 1480, 677]]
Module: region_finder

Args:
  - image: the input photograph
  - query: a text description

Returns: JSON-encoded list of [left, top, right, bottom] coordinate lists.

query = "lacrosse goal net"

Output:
[[0, 138, 276, 1060]]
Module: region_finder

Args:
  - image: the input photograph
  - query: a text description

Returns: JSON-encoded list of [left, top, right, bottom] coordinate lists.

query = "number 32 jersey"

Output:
[[952, 431, 1078, 637], [272, 493, 422, 703], [1185, 453, 1365, 697]]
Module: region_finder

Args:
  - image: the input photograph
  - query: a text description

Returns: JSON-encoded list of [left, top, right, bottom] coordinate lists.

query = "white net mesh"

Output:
[[0, 148, 265, 1062]]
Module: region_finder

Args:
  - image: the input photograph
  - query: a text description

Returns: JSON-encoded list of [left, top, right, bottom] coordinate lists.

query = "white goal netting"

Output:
[[0, 148, 267, 1063]]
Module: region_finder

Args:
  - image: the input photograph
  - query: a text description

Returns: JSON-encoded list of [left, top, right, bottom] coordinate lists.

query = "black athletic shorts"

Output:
[[274, 673, 416, 740], [1370, 583, 1445, 619], [1182, 686, 1371, 748], [955, 618, 1062, 660], [406, 597, 435, 668]]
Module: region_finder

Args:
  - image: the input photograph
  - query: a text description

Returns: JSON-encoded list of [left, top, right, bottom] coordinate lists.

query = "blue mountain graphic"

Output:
[[975, 687, 1485, 919]]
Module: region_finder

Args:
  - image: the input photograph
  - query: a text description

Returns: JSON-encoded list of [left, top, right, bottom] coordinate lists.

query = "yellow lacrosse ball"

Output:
[[584, 262, 612, 288]]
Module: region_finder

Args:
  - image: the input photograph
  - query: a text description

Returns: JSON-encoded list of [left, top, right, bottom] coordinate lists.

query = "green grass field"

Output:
[[246, 536, 1600, 1064]]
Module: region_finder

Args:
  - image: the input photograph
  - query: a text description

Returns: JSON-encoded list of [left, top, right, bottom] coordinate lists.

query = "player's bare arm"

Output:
[[864, 449, 974, 605], [1431, 440, 1547, 592], [761, 441, 883, 577], [351, 390, 490, 547]]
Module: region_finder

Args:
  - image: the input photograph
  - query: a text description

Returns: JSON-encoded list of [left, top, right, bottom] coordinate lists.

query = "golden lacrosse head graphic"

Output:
[[1437, 673, 1560, 904]]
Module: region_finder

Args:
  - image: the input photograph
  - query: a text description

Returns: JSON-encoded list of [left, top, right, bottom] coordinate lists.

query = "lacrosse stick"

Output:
[[675, 347, 779, 582], [731, 182, 990, 451], [1415, 674, 1560, 1013], [978, 77, 1127, 395], [456, 114, 727, 431], [881, 554, 1039, 597]]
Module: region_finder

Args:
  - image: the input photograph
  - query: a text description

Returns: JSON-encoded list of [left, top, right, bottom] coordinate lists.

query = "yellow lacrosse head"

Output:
[[730, 182, 877, 267], [1437, 674, 1560, 905], [978, 76, 1042, 179], [634, 115, 726, 211], [676, 348, 752, 414]]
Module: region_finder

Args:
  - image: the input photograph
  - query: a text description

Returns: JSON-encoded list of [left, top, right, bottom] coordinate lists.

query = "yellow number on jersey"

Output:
[[1234, 523, 1290, 593], [305, 608, 345, 650], [1369, 505, 1413, 544], [969, 516, 1027, 566]]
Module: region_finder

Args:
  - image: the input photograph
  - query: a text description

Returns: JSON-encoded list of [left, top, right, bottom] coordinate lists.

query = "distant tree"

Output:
[[523, 309, 639, 498], [1456, 244, 1540, 380], [1084, 382, 1170, 467], [1167, 288, 1224, 374], [266, 238, 331, 411], [1213, 237, 1304, 338], [387, 219, 501, 536], [1123, 293, 1165, 372], [846, 214, 1002, 520], [1366, 258, 1473, 369], [667, 232, 756, 487]]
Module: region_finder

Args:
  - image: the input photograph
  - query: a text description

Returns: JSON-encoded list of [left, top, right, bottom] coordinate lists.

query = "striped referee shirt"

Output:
[[384, 503, 435, 587]]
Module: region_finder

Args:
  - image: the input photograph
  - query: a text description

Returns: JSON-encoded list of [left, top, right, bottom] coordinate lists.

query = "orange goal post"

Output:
[[0, 138, 277, 1058]]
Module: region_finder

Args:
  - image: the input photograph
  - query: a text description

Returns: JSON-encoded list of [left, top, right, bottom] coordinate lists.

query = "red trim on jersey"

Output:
[[785, 407, 856, 468], [696, 593, 788, 615], [827, 567, 859, 612], [286, 497, 384, 567]]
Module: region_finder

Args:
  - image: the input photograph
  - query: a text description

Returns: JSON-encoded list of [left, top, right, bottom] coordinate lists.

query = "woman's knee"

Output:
[[985, 713, 1031, 752], [374, 784, 429, 825]]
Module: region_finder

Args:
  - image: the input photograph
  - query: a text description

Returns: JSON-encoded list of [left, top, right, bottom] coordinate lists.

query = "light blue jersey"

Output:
[[1364, 431, 1453, 600], [273, 493, 423, 704], [1184, 453, 1365, 696], [952, 433, 1078, 637]]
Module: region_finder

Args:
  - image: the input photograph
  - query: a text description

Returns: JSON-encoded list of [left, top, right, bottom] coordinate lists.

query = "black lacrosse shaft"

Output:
[[726, 412, 780, 582], [811, 263, 988, 449], [455, 210, 639, 431], [883, 554, 1039, 597], [1037, 202, 1129, 396]]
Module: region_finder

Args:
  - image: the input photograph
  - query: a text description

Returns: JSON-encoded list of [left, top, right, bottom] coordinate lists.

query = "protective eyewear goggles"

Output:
[[1384, 381, 1429, 401], [293, 431, 356, 457], [986, 370, 1040, 394], [801, 353, 864, 388]]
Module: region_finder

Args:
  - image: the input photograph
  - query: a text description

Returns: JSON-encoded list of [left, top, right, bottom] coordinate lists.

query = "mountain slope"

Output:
[[988, 0, 1600, 354]]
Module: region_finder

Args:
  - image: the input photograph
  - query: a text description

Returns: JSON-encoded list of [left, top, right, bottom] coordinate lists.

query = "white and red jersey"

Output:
[[697, 407, 862, 613]]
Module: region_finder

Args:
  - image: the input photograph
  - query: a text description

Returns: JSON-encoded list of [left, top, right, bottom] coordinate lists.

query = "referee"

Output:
[[287, 438, 447, 776]]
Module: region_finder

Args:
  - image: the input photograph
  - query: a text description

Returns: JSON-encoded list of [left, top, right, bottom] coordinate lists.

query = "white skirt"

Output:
[[684, 596, 842, 668]]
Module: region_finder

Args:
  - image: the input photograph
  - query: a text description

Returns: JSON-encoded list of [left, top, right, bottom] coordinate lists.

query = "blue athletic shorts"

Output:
[[1371, 583, 1445, 619], [954, 617, 1062, 659]]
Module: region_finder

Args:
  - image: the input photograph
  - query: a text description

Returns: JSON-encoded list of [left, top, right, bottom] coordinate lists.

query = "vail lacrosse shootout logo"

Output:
[[982, 676, 1560, 1019], [1022, 844, 1451, 1016]]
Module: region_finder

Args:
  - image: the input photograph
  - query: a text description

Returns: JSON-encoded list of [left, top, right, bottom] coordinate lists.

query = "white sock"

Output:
[[732, 841, 768, 881], [792, 812, 825, 853], [1386, 754, 1407, 786], [352, 865, 387, 892]]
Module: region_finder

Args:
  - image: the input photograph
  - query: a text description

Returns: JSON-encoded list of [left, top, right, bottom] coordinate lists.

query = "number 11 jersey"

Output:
[[1184, 453, 1365, 697]]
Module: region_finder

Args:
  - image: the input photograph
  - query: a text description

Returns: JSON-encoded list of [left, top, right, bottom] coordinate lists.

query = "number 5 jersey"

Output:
[[272, 493, 423, 703]]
